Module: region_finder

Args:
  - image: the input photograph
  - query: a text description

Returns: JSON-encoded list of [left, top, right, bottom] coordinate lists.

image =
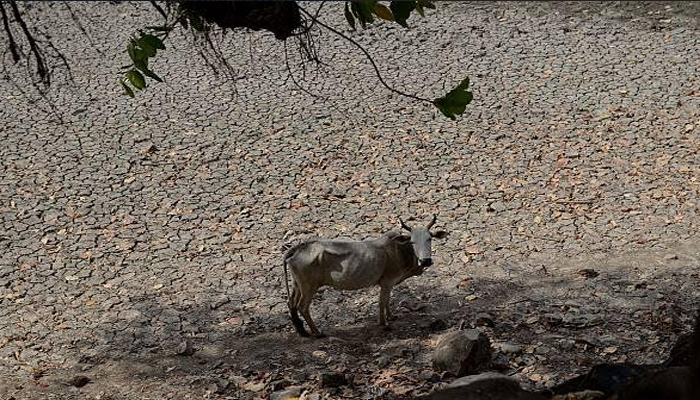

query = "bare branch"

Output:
[[0, 2, 20, 62], [291, 1, 326, 37], [149, 1, 168, 20], [297, 5, 432, 105], [9, 1, 48, 85], [63, 3, 104, 57]]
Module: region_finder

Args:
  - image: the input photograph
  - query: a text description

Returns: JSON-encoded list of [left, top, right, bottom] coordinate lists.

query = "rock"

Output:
[[548, 363, 659, 396], [495, 342, 523, 355], [215, 379, 229, 393], [68, 375, 91, 387], [432, 329, 492, 377], [176, 340, 195, 356], [270, 378, 293, 391], [419, 370, 440, 382], [448, 372, 519, 389], [664, 332, 694, 367], [475, 313, 495, 327], [376, 355, 390, 368], [415, 372, 546, 400], [614, 365, 696, 400], [427, 318, 448, 332], [664, 253, 678, 260], [541, 313, 564, 327], [205, 380, 228, 395], [270, 386, 302, 400], [576, 269, 599, 279], [319, 371, 348, 388], [551, 390, 606, 400]]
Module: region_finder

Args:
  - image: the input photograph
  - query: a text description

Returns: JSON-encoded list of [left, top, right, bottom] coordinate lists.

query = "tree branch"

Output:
[[149, 1, 168, 21], [64, 3, 104, 57], [0, 2, 20, 62], [297, 5, 432, 104], [291, 1, 326, 37], [9, 1, 48, 84]]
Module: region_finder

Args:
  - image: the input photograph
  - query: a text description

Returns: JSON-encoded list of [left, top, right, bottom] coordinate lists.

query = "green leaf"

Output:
[[390, 1, 416, 28], [133, 57, 148, 73], [415, 2, 434, 18], [120, 80, 135, 98], [372, 2, 394, 21], [140, 34, 165, 50], [432, 77, 473, 120], [415, 2, 425, 17], [138, 34, 165, 57], [190, 15, 204, 32], [351, 1, 375, 28], [142, 68, 163, 83], [127, 70, 146, 90], [128, 41, 149, 68], [344, 2, 356, 30]]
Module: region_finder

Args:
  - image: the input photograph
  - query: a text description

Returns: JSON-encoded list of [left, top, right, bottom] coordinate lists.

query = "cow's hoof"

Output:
[[312, 332, 327, 339], [382, 325, 392, 332]]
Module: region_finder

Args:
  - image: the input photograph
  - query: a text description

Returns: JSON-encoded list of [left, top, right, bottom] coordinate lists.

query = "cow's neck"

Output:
[[398, 243, 420, 275]]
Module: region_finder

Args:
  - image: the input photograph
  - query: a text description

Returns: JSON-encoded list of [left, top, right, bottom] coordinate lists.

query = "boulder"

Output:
[[414, 372, 546, 400], [432, 329, 492, 377]]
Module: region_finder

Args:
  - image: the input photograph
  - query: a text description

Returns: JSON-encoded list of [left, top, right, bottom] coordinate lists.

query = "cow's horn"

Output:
[[427, 214, 437, 229], [399, 217, 412, 232]]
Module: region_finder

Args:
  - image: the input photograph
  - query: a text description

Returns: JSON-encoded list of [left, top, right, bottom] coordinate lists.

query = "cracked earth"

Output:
[[1, 2, 700, 399]]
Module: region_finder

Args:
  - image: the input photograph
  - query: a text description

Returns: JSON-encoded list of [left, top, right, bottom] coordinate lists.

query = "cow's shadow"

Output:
[[42, 259, 697, 399]]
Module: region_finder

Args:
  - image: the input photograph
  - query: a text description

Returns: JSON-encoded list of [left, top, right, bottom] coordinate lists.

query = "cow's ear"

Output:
[[392, 234, 412, 245], [432, 230, 448, 239]]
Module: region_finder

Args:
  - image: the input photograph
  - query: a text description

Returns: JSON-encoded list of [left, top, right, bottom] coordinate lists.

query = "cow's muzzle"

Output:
[[419, 258, 433, 268]]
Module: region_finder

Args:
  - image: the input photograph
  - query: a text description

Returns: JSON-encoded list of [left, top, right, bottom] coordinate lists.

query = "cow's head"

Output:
[[397, 215, 448, 268]]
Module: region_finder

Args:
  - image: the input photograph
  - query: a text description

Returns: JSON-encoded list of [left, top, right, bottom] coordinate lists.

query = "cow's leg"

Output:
[[288, 280, 309, 337], [299, 284, 324, 338], [379, 285, 392, 327]]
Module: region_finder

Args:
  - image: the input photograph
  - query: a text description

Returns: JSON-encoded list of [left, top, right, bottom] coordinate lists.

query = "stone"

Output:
[[419, 370, 440, 382], [475, 313, 495, 327], [448, 372, 519, 389], [576, 269, 599, 279], [426, 318, 448, 332], [205, 380, 229, 395], [495, 342, 523, 355], [175, 341, 195, 356], [319, 371, 348, 388], [68, 375, 91, 388], [270, 386, 302, 400], [432, 329, 493, 377], [551, 390, 606, 400], [415, 372, 546, 400]]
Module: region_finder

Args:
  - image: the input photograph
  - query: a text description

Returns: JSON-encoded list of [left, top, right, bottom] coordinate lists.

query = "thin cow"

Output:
[[283, 215, 447, 337]]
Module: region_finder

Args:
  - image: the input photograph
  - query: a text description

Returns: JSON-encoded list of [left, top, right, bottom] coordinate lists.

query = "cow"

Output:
[[283, 215, 448, 337]]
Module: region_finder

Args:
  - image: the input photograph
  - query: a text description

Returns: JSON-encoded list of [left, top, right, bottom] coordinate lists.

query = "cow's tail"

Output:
[[282, 242, 310, 337], [281, 242, 296, 301], [283, 256, 290, 301]]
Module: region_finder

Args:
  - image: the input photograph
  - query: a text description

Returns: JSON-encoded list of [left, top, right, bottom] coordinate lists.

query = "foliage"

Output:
[[119, 32, 167, 97], [119, 1, 472, 120], [343, 1, 436, 29], [433, 78, 473, 121]]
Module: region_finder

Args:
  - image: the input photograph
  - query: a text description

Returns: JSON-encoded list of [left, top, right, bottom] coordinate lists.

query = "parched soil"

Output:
[[1, 2, 700, 399]]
